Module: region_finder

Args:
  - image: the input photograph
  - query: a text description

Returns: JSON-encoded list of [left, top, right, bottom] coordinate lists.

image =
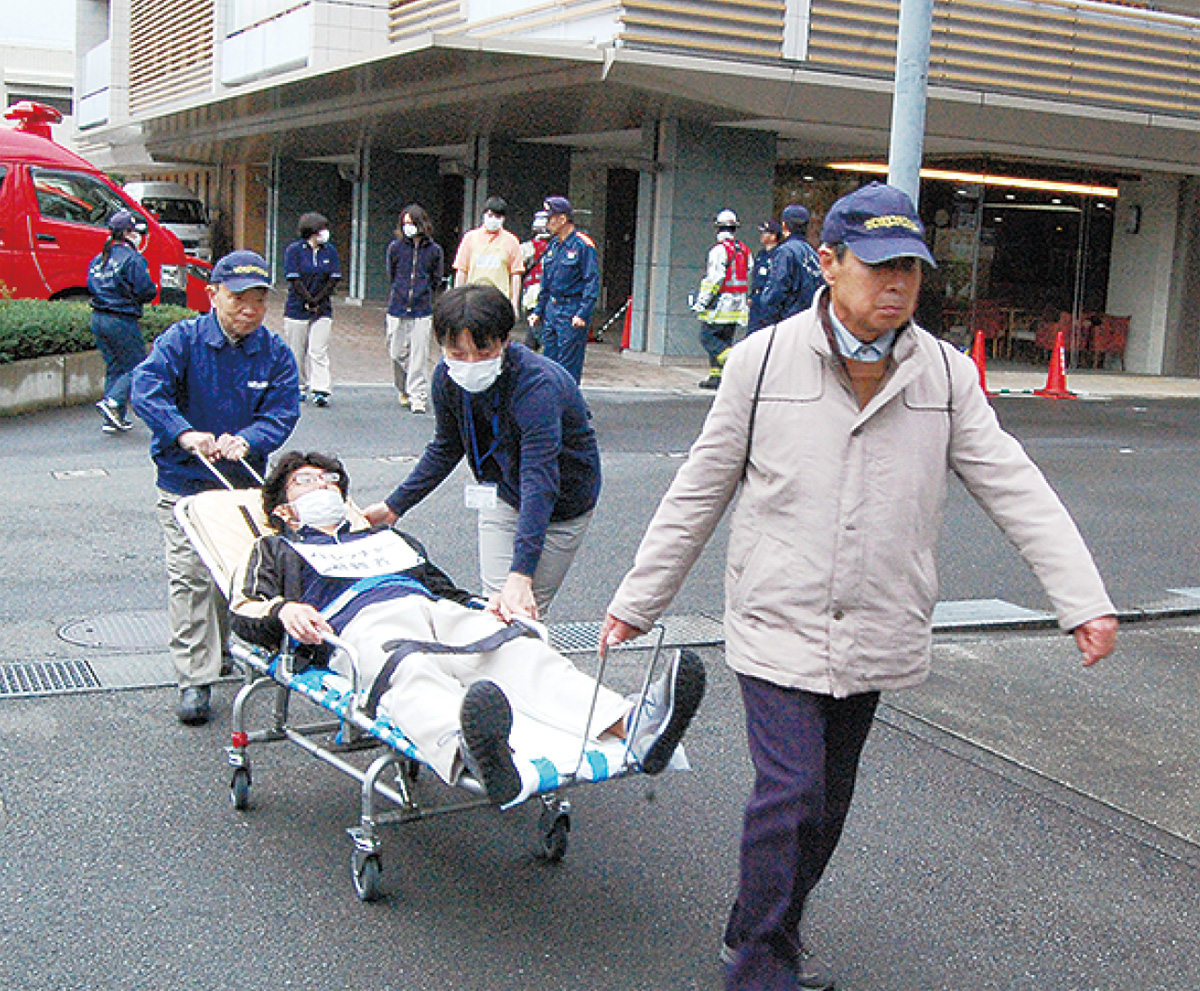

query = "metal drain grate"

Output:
[[549, 614, 724, 654], [0, 660, 101, 697]]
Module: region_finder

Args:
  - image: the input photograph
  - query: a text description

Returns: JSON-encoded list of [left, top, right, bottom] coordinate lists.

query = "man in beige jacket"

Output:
[[600, 182, 1117, 991]]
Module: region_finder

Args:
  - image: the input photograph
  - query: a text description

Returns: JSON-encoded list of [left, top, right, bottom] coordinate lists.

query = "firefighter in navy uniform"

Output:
[[529, 196, 600, 384], [694, 209, 751, 389]]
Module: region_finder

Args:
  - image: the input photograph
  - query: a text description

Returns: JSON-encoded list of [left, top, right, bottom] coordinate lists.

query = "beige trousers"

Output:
[[385, 314, 434, 405], [283, 315, 333, 395], [156, 489, 229, 687]]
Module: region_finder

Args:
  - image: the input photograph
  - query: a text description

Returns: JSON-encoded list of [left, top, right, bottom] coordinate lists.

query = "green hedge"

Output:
[[0, 299, 197, 365]]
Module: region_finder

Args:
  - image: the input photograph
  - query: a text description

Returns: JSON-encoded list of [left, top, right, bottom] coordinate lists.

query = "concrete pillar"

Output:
[[1109, 173, 1199, 376], [631, 119, 775, 360]]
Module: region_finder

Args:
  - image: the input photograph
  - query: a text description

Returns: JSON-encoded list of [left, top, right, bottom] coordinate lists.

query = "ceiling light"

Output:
[[827, 162, 1118, 199]]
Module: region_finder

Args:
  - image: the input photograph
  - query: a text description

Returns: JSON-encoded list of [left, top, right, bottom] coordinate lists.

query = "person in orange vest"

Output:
[[694, 209, 751, 389]]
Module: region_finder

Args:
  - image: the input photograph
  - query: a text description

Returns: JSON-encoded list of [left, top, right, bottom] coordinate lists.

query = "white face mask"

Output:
[[483, 215, 503, 233], [291, 488, 347, 529], [315, 229, 330, 244], [402, 223, 419, 239], [446, 355, 503, 393]]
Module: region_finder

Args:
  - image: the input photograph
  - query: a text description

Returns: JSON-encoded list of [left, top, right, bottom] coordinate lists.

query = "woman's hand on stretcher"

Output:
[[279, 602, 335, 644], [599, 613, 647, 656], [488, 572, 538, 623], [361, 502, 399, 526]]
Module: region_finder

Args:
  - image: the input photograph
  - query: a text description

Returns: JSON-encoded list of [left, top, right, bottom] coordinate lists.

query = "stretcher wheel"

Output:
[[230, 768, 251, 811], [352, 852, 383, 902], [541, 814, 570, 862]]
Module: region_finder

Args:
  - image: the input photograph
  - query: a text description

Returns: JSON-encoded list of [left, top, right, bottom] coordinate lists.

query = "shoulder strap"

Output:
[[742, 324, 780, 480]]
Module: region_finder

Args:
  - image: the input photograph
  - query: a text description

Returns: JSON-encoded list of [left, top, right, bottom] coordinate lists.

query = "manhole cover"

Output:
[[58, 610, 171, 652]]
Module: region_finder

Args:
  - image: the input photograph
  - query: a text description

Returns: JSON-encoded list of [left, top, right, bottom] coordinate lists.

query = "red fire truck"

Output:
[[0, 101, 209, 310]]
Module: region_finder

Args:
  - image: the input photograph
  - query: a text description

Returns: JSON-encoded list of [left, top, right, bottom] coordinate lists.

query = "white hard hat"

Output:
[[714, 209, 740, 228]]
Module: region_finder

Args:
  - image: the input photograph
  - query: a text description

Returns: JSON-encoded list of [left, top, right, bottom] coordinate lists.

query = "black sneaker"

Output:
[[96, 398, 132, 431], [628, 648, 706, 775], [460, 680, 521, 804], [698, 374, 720, 390], [312, 392, 329, 408], [177, 686, 212, 725]]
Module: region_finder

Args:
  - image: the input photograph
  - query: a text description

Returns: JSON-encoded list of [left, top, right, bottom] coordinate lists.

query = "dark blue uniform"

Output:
[[758, 235, 823, 326], [282, 240, 341, 319], [533, 229, 599, 383], [131, 311, 300, 495], [87, 241, 159, 421], [746, 244, 778, 334]]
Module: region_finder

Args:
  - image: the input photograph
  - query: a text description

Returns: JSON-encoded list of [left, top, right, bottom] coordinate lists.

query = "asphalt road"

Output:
[[2, 386, 1199, 990]]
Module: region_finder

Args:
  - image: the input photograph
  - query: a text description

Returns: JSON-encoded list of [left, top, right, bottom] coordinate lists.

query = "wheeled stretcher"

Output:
[[175, 460, 683, 901]]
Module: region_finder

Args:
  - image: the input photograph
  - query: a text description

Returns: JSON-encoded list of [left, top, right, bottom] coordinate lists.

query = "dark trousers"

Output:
[[541, 301, 586, 383], [91, 311, 147, 415], [699, 320, 735, 368], [724, 674, 880, 990]]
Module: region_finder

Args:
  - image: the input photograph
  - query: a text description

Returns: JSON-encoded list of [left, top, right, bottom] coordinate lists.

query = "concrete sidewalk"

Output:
[[301, 297, 1200, 399]]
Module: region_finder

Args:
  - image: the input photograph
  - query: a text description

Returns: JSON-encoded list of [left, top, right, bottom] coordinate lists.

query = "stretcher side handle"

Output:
[[194, 449, 266, 489]]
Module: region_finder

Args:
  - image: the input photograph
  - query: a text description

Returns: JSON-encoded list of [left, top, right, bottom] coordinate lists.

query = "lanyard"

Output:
[[463, 391, 501, 475]]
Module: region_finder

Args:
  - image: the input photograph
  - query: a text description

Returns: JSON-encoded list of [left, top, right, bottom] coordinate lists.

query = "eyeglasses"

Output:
[[288, 470, 340, 492]]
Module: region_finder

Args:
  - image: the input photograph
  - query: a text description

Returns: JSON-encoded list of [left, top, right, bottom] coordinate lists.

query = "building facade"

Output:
[[73, 0, 1200, 374]]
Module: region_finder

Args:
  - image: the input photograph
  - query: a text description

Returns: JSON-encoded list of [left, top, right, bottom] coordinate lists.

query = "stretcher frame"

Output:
[[176, 453, 673, 901]]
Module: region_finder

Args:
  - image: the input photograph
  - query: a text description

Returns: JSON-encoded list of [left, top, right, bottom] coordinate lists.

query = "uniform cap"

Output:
[[210, 250, 273, 291], [820, 182, 935, 266], [543, 196, 573, 218], [758, 220, 783, 236], [108, 210, 147, 234], [781, 204, 810, 230]]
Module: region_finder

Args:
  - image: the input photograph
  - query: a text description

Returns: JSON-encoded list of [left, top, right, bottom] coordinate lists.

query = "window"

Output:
[[31, 168, 129, 227], [141, 196, 207, 225]]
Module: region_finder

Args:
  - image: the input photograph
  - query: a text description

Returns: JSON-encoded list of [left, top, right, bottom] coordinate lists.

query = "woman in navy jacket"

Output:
[[385, 204, 444, 414], [282, 211, 341, 406], [365, 284, 601, 622], [87, 209, 158, 433]]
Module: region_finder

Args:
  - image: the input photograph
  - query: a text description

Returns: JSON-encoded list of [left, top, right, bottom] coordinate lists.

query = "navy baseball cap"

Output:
[[543, 196, 573, 217], [209, 250, 273, 291], [108, 209, 146, 234], [821, 182, 936, 266], [758, 220, 783, 236], [781, 204, 810, 229]]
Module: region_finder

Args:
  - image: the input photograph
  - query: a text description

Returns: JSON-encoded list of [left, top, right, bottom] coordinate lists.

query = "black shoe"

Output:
[[177, 686, 212, 725], [312, 392, 329, 408], [698, 374, 720, 390], [628, 648, 706, 775], [719, 943, 835, 990], [460, 681, 521, 804]]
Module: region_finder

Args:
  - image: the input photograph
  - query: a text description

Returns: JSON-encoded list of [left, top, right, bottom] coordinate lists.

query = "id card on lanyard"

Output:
[[463, 392, 501, 512]]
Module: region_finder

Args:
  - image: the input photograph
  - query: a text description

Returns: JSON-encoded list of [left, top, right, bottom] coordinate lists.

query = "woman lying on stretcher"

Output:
[[229, 451, 705, 805]]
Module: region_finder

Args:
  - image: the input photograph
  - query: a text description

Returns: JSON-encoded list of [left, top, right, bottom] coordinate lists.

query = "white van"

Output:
[[123, 180, 213, 260]]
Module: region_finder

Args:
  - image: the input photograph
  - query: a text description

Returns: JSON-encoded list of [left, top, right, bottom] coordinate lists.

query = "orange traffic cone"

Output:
[[970, 327, 995, 397], [1035, 329, 1077, 399], [620, 296, 633, 351]]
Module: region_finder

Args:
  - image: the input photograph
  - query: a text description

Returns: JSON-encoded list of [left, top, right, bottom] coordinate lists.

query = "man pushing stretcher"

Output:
[[229, 451, 705, 806]]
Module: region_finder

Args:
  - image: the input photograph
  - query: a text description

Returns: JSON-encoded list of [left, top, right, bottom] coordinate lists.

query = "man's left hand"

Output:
[[571, 316, 586, 329], [488, 572, 538, 623], [1073, 614, 1118, 666]]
